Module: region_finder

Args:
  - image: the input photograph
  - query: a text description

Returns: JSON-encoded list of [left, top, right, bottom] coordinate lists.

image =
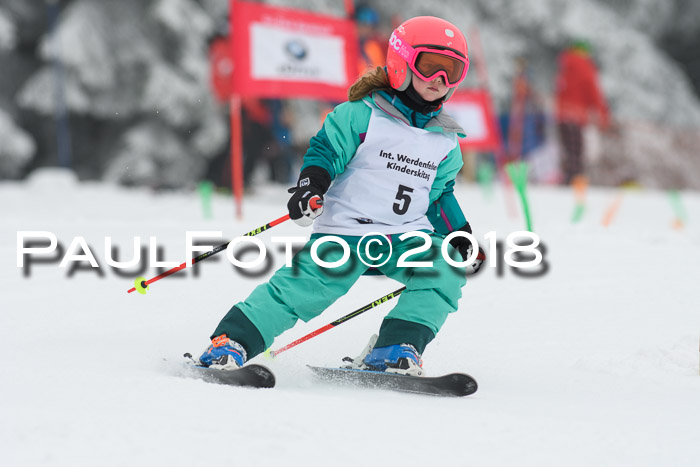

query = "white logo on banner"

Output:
[[251, 23, 346, 84]]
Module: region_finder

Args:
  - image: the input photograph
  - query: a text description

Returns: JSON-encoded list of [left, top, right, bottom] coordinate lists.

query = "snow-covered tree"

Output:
[[17, 0, 227, 187], [0, 7, 17, 51], [0, 109, 36, 178], [3, 0, 700, 188], [0, 5, 36, 179]]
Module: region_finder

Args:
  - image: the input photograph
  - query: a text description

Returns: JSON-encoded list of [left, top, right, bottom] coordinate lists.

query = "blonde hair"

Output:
[[348, 66, 391, 101]]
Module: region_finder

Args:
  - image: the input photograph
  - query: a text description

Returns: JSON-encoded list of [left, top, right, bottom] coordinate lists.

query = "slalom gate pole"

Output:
[[198, 181, 214, 220], [601, 191, 624, 227], [571, 175, 588, 223], [267, 286, 406, 358], [668, 190, 686, 230], [505, 161, 534, 232]]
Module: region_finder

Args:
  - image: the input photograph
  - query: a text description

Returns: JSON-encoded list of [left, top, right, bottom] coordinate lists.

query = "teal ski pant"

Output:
[[212, 232, 467, 359]]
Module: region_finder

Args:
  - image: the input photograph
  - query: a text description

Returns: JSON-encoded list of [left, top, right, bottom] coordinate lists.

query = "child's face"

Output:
[[412, 74, 449, 102]]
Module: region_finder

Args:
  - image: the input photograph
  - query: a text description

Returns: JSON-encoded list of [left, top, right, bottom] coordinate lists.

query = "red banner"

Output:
[[445, 90, 501, 152], [226, 0, 358, 100]]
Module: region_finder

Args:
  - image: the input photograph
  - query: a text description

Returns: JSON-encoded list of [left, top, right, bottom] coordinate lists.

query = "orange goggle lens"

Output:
[[414, 51, 466, 86]]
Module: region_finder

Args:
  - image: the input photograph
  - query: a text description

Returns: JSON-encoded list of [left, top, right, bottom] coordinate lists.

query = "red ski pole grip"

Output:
[[309, 197, 323, 210]]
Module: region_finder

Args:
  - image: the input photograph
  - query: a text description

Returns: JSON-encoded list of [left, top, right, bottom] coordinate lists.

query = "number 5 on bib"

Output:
[[393, 184, 414, 215]]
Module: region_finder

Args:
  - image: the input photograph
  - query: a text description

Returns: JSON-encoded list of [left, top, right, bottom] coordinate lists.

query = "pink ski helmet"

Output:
[[386, 16, 469, 101]]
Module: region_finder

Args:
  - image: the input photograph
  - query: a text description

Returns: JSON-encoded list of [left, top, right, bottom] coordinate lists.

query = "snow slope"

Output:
[[2, 169, 699, 466]]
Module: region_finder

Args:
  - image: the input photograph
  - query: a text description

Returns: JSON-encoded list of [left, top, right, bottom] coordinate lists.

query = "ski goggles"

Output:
[[389, 31, 469, 88]]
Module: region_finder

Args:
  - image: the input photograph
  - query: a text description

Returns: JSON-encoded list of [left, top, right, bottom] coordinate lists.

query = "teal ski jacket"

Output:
[[301, 90, 468, 234]]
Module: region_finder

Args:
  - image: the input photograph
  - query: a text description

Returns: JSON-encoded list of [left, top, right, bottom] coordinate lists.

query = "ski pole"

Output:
[[127, 213, 290, 294], [127, 197, 321, 294], [268, 286, 406, 358]]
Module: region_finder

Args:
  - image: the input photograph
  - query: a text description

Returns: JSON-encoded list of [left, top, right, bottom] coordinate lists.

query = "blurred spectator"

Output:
[[354, 5, 386, 77], [267, 99, 295, 184], [318, 5, 388, 140], [555, 41, 610, 185], [205, 98, 287, 190], [240, 98, 274, 186], [502, 56, 546, 163]]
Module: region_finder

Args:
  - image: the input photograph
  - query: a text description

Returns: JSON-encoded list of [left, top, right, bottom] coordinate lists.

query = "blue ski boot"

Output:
[[343, 334, 424, 376], [199, 335, 247, 369]]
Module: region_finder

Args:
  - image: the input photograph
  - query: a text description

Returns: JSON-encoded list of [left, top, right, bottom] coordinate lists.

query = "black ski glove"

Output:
[[287, 166, 331, 227], [448, 222, 486, 275]]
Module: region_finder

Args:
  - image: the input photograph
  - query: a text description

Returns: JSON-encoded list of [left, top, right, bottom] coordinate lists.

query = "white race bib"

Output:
[[313, 103, 457, 235]]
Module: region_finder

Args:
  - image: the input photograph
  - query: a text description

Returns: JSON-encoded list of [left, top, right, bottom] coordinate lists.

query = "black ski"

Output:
[[183, 358, 275, 389], [307, 365, 477, 397]]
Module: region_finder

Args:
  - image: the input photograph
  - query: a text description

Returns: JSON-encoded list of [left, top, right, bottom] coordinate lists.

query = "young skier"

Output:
[[199, 16, 483, 376]]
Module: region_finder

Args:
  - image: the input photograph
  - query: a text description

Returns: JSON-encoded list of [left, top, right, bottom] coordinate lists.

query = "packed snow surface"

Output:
[[2, 170, 699, 466]]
